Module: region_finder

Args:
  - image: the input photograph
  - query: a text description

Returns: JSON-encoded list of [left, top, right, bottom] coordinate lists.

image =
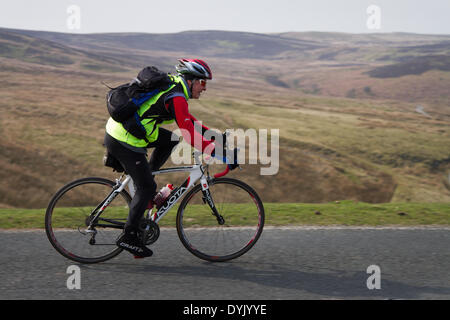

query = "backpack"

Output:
[[106, 66, 174, 141], [103, 151, 124, 173]]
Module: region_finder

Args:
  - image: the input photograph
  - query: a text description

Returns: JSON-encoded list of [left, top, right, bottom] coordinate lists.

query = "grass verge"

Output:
[[0, 201, 448, 229]]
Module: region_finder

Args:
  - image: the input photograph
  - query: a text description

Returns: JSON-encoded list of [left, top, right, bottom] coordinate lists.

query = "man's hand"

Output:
[[211, 131, 228, 151], [227, 148, 239, 170]]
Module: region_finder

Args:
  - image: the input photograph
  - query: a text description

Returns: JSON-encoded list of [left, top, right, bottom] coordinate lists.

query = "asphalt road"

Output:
[[0, 227, 449, 300]]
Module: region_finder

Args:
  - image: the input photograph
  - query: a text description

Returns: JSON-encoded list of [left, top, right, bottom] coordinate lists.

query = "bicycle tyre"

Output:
[[176, 177, 265, 262], [45, 177, 131, 264]]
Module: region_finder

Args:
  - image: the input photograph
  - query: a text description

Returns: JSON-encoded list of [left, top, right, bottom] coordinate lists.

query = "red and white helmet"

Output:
[[175, 58, 212, 80]]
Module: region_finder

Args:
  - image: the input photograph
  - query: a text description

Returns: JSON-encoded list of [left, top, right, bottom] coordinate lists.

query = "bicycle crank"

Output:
[[138, 219, 160, 245]]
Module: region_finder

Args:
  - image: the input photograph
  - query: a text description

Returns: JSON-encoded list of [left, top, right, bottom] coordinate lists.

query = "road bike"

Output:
[[45, 151, 265, 264]]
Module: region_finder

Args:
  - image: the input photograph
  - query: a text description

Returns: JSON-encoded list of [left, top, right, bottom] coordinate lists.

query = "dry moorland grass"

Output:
[[0, 34, 449, 208]]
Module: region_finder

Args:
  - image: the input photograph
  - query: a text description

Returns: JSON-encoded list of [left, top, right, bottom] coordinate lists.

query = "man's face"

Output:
[[190, 79, 207, 99]]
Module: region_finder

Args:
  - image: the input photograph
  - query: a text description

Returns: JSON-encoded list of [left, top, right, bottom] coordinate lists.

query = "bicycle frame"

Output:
[[89, 152, 228, 230], [147, 163, 205, 223]]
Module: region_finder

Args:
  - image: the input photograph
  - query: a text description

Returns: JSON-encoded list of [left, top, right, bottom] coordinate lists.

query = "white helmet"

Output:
[[175, 58, 212, 80]]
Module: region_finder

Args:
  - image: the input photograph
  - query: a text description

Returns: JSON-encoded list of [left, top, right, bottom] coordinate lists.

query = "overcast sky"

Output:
[[1, 0, 449, 35]]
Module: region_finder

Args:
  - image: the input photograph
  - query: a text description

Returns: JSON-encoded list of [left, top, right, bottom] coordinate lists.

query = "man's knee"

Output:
[[134, 178, 157, 196], [169, 134, 180, 149], [144, 180, 157, 195], [170, 140, 179, 151]]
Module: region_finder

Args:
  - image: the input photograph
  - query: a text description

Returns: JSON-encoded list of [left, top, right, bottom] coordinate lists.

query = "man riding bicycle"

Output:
[[104, 58, 238, 257]]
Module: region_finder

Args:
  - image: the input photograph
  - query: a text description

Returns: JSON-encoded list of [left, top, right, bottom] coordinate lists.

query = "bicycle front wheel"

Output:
[[176, 177, 264, 262], [45, 177, 131, 264]]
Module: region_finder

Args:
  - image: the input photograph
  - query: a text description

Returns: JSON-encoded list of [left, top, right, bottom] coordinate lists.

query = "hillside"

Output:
[[0, 27, 449, 208]]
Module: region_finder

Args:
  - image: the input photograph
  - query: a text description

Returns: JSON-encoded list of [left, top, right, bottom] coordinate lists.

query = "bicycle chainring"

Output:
[[138, 219, 160, 245]]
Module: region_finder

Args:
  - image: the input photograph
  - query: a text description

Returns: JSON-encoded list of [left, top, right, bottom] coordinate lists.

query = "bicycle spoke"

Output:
[[177, 178, 264, 262], [45, 177, 131, 264]]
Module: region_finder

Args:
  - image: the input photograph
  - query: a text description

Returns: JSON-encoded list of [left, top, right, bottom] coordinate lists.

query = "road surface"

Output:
[[1, 227, 449, 300]]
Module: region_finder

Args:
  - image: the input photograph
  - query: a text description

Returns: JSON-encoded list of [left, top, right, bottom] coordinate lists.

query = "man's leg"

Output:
[[147, 128, 180, 171], [104, 134, 155, 257], [123, 158, 157, 231]]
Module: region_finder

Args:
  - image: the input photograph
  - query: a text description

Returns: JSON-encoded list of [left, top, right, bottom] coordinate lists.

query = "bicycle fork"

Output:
[[200, 178, 225, 225]]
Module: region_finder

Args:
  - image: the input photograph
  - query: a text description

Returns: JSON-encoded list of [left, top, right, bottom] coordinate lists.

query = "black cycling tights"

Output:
[[104, 128, 179, 232]]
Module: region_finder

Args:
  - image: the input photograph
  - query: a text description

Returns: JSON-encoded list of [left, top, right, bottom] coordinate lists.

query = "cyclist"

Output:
[[104, 58, 238, 257]]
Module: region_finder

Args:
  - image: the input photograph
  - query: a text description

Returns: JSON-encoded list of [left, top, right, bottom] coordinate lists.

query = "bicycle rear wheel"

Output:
[[176, 177, 264, 262], [45, 177, 131, 264]]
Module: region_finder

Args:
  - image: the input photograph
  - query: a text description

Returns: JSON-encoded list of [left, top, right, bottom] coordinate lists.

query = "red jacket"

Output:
[[166, 96, 215, 155]]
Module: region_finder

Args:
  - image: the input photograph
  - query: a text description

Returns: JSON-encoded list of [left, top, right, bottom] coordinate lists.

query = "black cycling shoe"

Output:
[[116, 231, 153, 258]]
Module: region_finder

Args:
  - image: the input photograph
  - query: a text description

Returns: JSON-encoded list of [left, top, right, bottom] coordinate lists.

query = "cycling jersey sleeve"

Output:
[[189, 113, 210, 135], [166, 96, 215, 155]]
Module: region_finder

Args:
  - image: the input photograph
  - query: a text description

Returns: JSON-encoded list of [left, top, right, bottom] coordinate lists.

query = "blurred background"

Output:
[[0, 0, 449, 208]]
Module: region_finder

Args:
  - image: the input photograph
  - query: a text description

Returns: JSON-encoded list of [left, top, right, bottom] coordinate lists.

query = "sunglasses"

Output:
[[196, 79, 207, 88]]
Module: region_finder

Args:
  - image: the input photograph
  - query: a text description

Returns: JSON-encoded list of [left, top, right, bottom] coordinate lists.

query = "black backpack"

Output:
[[106, 66, 174, 141]]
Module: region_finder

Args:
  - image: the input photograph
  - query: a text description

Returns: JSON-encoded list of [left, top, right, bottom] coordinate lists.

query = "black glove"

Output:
[[227, 148, 239, 170], [211, 132, 228, 150], [211, 132, 229, 159]]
